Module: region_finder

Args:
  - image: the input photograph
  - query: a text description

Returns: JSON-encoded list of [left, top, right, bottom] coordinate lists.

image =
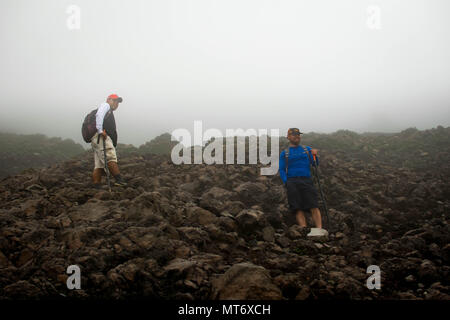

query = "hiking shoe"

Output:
[[114, 175, 127, 187], [307, 228, 329, 238], [91, 183, 103, 190]]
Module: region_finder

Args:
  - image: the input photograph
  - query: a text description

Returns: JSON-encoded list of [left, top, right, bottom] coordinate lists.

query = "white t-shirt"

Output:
[[95, 102, 111, 134]]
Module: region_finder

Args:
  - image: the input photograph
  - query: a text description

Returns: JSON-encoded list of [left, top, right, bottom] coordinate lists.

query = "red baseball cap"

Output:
[[107, 94, 123, 102]]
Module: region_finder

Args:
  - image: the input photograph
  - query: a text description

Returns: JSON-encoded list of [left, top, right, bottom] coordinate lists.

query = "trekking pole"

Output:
[[102, 136, 112, 193], [312, 154, 331, 230]]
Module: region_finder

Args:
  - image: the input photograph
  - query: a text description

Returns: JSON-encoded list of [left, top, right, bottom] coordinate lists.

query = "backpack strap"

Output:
[[284, 148, 289, 174], [300, 145, 314, 167]]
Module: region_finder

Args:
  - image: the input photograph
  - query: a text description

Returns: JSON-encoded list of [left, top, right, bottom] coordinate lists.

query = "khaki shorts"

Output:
[[91, 133, 117, 170]]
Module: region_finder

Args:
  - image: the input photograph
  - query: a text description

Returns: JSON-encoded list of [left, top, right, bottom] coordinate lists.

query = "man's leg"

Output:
[[310, 207, 322, 229], [296, 210, 307, 227], [107, 160, 126, 186], [92, 133, 105, 186], [102, 137, 126, 186], [107, 161, 120, 176], [92, 168, 103, 184]]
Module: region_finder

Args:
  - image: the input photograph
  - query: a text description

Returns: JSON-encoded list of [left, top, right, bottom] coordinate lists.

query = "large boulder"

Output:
[[199, 187, 233, 213], [234, 182, 268, 206], [211, 262, 282, 299], [186, 206, 218, 226], [235, 209, 268, 235], [67, 200, 113, 223], [3, 280, 43, 299]]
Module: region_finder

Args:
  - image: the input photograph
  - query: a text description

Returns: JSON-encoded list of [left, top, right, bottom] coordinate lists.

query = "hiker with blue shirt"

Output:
[[279, 128, 323, 229]]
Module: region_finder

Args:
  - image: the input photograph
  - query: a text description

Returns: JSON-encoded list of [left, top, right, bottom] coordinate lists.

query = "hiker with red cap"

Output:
[[279, 128, 326, 234], [82, 94, 127, 188]]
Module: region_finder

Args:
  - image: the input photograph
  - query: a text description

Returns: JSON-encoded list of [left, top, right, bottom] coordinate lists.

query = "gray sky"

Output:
[[1, 0, 449, 147]]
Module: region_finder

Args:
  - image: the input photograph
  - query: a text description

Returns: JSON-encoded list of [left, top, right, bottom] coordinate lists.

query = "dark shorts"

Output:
[[286, 176, 319, 213]]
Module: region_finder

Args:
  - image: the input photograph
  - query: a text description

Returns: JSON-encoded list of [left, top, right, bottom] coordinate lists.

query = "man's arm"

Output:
[[95, 103, 111, 134], [279, 150, 287, 184], [307, 146, 319, 166]]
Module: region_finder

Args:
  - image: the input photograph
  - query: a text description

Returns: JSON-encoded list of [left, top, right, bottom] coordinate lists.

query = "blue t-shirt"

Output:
[[279, 145, 319, 184]]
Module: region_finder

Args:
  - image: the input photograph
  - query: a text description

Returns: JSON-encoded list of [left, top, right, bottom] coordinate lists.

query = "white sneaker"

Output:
[[307, 228, 329, 237]]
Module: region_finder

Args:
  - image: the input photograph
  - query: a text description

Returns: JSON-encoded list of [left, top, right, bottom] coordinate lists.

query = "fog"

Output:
[[1, 0, 449, 147]]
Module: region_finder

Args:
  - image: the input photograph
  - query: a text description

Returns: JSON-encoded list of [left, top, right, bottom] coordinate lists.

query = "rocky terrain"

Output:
[[0, 132, 181, 179], [0, 130, 449, 300], [0, 133, 85, 179]]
